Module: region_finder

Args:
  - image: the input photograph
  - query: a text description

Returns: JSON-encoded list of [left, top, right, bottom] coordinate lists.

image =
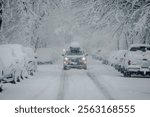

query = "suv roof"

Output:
[[70, 42, 80, 48]]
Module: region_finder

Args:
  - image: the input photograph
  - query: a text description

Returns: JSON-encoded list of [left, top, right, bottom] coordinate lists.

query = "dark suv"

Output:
[[62, 47, 88, 70]]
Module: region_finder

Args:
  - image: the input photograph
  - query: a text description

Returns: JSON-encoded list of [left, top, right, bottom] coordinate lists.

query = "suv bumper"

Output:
[[127, 65, 150, 75], [63, 61, 87, 69]]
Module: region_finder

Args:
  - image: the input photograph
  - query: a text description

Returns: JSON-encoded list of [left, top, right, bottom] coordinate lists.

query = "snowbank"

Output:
[[0, 45, 15, 67], [36, 48, 59, 65]]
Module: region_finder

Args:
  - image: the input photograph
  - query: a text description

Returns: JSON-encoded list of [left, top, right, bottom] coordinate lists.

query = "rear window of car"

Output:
[[66, 49, 84, 55], [130, 46, 150, 52]]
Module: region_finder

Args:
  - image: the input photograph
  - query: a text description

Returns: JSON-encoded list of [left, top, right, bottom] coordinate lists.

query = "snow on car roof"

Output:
[[70, 42, 81, 48]]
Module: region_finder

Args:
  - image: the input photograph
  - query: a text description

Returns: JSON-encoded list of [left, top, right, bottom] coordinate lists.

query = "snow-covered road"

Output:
[[0, 57, 150, 100]]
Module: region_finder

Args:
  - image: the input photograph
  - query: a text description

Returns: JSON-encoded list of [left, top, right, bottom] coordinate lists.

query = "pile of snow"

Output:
[[0, 44, 37, 84], [36, 48, 59, 64], [92, 48, 111, 64], [0, 45, 16, 68]]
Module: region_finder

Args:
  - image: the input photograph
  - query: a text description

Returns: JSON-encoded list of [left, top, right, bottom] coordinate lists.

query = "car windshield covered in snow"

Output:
[[130, 46, 150, 52], [66, 48, 84, 55]]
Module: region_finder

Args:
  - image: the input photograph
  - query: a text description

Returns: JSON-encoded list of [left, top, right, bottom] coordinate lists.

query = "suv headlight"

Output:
[[82, 57, 86, 61], [64, 57, 69, 61]]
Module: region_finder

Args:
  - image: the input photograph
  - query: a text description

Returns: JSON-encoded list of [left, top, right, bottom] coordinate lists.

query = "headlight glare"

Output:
[[64, 57, 69, 61], [82, 57, 86, 61]]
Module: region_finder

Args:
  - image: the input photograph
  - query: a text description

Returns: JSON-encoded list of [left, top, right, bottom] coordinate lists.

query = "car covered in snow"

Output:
[[62, 42, 88, 70], [0, 45, 20, 83], [114, 50, 127, 72], [107, 51, 119, 67], [123, 44, 150, 77]]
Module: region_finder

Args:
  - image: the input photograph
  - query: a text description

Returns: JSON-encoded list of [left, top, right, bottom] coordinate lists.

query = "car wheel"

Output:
[[63, 66, 67, 70]]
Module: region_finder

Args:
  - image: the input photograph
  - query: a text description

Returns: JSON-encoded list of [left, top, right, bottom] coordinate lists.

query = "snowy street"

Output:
[[1, 57, 150, 100]]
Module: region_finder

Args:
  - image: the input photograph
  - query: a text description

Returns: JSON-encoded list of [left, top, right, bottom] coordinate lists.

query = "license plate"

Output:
[[140, 68, 149, 72], [71, 62, 77, 65]]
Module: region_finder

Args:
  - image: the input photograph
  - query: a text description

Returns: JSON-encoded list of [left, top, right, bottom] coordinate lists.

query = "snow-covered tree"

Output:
[[71, 0, 150, 50], [1, 0, 150, 52], [0, 0, 63, 50]]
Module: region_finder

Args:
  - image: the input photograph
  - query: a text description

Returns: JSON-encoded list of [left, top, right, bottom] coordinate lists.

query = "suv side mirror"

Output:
[[62, 54, 65, 56], [35, 56, 38, 59], [85, 54, 88, 56]]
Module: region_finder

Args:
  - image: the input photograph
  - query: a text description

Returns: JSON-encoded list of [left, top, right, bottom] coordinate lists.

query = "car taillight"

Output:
[[128, 60, 131, 65]]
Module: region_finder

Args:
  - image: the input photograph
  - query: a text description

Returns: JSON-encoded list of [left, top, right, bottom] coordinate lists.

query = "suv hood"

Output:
[[65, 55, 85, 59]]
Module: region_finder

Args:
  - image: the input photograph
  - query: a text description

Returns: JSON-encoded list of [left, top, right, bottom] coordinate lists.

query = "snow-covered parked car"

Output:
[[123, 44, 150, 77], [23, 47, 37, 75], [107, 51, 119, 67], [0, 45, 21, 83], [62, 42, 88, 70], [114, 50, 127, 72]]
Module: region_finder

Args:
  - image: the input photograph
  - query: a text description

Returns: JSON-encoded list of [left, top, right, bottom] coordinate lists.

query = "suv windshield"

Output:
[[130, 46, 150, 52], [66, 49, 84, 55]]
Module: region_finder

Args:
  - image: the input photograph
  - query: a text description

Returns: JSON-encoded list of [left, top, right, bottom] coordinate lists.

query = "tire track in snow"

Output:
[[31, 80, 52, 100], [57, 70, 68, 100], [86, 71, 114, 100]]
